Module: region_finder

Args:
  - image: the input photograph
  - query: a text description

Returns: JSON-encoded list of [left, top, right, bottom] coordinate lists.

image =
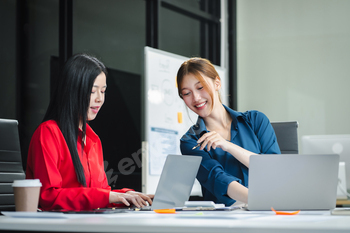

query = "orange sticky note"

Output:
[[177, 112, 183, 123], [154, 209, 176, 214]]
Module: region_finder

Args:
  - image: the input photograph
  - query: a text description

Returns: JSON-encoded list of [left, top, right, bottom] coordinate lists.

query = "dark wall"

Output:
[[89, 68, 142, 190], [0, 0, 221, 192], [0, 0, 17, 119], [0, 0, 59, 169]]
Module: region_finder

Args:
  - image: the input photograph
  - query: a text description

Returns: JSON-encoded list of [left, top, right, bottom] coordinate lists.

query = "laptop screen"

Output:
[[151, 154, 201, 210], [302, 134, 350, 190], [248, 154, 339, 211]]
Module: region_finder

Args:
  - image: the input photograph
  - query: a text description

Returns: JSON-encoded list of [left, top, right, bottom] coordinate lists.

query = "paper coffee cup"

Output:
[[12, 179, 42, 212]]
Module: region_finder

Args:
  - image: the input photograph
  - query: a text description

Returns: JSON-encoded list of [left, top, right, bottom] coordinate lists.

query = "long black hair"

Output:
[[43, 53, 107, 186]]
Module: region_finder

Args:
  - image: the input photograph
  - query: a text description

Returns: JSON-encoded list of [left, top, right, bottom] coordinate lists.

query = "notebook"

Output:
[[247, 154, 339, 211], [149, 154, 202, 210]]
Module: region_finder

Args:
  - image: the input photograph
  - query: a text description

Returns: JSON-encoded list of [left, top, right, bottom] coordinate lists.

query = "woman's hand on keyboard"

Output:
[[126, 191, 154, 206], [109, 191, 154, 208], [109, 192, 144, 208]]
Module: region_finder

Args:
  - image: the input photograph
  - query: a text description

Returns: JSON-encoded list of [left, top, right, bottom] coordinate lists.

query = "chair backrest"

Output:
[[0, 118, 25, 211], [271, 121, 299, 154]]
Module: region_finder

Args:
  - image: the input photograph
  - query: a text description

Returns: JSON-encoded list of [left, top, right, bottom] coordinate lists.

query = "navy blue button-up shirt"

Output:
[[180, 105, 281, 206]]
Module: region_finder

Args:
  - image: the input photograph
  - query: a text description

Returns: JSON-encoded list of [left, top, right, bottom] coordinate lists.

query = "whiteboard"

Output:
[[142, 47, 227, 195]]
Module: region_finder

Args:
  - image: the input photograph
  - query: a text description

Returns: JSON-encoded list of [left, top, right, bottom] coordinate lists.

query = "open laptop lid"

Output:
[[247, 154, 339, 211], [151, 154, 202, 210], [0, 118, 24, 174], [302, 134, 350, 190], [0, 119, 21, 153]]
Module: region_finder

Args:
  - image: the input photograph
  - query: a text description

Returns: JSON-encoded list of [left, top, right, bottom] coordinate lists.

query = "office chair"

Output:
[[0, 119, 26, 211], [271, 121, 299, 154]]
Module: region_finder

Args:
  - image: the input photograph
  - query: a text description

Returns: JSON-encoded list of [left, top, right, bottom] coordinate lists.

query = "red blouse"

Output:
[[26, 120, 133, 210]]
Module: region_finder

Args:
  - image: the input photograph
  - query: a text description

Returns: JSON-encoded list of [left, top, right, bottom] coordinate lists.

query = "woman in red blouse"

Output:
[[26, 54, 153, 211]]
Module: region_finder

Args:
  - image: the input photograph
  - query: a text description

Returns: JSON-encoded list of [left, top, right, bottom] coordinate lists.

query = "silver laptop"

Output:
[[302, 135, 350, 191], [0, 119, 25, 211], [150, 154, 202, 210], [247, 154, 339, 211]]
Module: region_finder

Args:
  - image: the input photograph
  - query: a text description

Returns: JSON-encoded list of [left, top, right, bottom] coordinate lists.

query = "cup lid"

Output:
[[12, 179, 42, 187]]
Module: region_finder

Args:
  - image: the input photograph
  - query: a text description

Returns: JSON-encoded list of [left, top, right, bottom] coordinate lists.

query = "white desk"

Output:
[[1, 210, 350, 233]]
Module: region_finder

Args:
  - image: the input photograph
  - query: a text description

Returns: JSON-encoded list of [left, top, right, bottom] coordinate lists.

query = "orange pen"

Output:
[[154, 209, 176, 214], [271, 207, 300, 215]]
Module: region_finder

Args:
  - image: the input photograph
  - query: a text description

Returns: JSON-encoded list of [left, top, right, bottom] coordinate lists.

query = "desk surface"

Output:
[[1, 210, 350, 233]]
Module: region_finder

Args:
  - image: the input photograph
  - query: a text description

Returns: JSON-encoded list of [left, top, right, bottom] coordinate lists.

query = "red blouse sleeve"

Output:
[[26, 122, 111, 211], [112, 188, 134, 193]]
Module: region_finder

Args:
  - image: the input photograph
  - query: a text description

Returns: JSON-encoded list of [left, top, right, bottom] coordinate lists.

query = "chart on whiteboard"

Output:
[[148, 127, 178, 175]]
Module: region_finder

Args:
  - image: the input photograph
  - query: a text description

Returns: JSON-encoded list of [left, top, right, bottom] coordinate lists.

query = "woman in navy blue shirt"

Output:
[[177, 58, 280, 206]]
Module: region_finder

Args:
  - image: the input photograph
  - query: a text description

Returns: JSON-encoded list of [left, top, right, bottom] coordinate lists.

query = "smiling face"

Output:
[[180, 73, 220, 118], [87, 72, 107, 121]]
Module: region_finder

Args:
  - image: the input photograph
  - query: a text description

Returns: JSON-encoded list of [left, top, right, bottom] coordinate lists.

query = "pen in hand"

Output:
[[192, 142, 203, 150], [192, 131, 206, 150]]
